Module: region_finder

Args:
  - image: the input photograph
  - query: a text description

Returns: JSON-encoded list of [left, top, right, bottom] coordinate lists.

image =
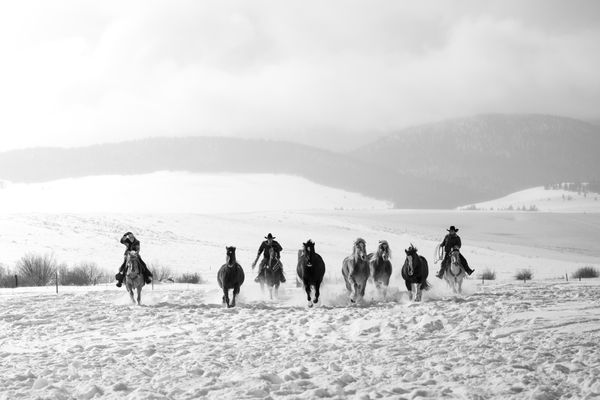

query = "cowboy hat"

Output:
[[447, 226, 459, 232], [265, 233, 276, 239]]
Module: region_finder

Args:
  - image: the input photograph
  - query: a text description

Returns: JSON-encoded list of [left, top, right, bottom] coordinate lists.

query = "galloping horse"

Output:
[[217, 246, 245, 308], [368, 240, 392, 298], [258, 247, 282, 299], [443, 247, 465, 294], [401, 244, 429, 302], [342, 238, 369, 303], [125, 250, 145, 305], [296, 240, 326, 307]]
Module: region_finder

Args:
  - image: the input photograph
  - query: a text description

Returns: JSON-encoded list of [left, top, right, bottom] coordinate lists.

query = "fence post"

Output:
[[152, 269, 154, 291], [14, 274, 18, 288], [565, 273, 568, 282], [56, 270, 59, 294]]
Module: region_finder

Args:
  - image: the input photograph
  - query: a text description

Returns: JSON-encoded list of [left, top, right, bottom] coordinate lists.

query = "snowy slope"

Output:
[[459, 186, 600, 213], [0, 172, 391, 213]]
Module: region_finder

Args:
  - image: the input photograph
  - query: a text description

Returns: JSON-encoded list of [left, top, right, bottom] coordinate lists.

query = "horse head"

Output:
[[450, 247, 461, 266], [126, 250, 140, 276], [268, 247, 280, 269], [404, 244, 418, 276], [378, 240, 391, 261], [302, 240, 315, 266], [225, 246, 237, 267], [353, 238, 367, 262]]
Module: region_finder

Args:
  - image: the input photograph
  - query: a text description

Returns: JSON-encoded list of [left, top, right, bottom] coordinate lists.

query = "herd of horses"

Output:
[[122, 239, 467, 307]]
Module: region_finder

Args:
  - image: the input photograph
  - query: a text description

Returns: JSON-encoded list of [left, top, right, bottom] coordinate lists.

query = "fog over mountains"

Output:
[[1, 114, 598, 208]]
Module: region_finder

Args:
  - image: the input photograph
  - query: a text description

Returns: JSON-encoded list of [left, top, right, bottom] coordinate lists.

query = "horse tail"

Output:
[[422, 280, 431, 291]]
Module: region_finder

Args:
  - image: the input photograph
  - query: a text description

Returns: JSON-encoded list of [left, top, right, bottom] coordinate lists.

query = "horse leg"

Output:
[[410, 283, 418, 301], [313, 282, 321, 305], [224, 289, 231, 308], [304, 282, 312, 307], [458, 277, 463, 294], [137, 286, 142, 305], [127, 285, 135, 304], [231, 285, 239, 307]]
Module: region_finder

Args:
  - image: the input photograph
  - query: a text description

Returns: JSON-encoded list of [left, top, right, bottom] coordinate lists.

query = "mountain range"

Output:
[[0, 114, 598, 208]]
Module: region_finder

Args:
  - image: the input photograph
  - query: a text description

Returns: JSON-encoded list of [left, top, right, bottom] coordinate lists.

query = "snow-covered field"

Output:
[[1, 280, 600, 399], [1, 174, 600, 399], [460, 186, 600, 213]]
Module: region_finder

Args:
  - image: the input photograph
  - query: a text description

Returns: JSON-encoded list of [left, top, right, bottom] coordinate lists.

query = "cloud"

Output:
[[0, 0, 599, 151]]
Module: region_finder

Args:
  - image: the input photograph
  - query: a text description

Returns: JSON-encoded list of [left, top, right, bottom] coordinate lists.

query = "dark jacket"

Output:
[[257, 240, 282, 259], [120, 233, 141, 255], [440, 234, 461, 255]]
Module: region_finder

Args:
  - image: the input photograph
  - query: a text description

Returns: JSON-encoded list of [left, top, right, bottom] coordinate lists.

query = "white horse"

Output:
[[442, 248, 465, 294], [125, 250, 145, 305], [342, 238, 369, 303]]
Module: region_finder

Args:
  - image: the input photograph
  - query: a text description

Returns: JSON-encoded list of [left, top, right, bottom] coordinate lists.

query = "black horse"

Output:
[[217, 246, 245, 308], [401, 244, 430, 302], [258, 247, 282, 299], [296, 240, 326, 307]]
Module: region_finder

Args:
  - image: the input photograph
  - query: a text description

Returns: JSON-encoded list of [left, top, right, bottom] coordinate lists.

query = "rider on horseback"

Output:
[[115, 232, 153, 287], [252, 233, 286, 283], [435, 226, 475, 279]]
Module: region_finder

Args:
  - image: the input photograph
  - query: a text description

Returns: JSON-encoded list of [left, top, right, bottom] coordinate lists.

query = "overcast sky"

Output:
[[0, 0, 599, 151]]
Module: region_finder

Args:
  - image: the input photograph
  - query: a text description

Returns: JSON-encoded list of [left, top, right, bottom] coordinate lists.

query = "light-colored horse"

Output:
[[342, 238, 369, 303], [443, 248, 465, 294], [368, 240, 392, 298], [125, 250, 145, 305]]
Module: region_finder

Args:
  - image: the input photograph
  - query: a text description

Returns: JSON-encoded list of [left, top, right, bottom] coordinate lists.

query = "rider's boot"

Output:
[[115, 272, 124, 287], [436, 267, 444, 279], [254, 265, 263, 282]]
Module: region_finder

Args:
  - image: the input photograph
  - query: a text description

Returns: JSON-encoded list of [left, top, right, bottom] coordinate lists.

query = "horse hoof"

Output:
[[350, 298, 355, 303], [308, 302, 313, 308], [313, 299, 318, 304]]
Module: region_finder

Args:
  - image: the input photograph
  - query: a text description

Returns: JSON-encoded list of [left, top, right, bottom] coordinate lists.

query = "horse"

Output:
[[443, 247, 465, 294], [296, 240, 326, 307], [217, 246, 245, 308], [368, 240, 392, 298], [125, 250, 145, 305], [401, 244, 430, 302], [342, 238, 369, 303], [258, 247, 282, 300]]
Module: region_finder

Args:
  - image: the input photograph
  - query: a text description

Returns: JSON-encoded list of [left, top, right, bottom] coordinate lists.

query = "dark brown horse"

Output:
[[342, 238, 369, 303], [258, 247, 282, 299], [217, 246, 245, 308], [368, 240, 392, 298], [296, 240, 326, 307], [401, 244, 429, 302]]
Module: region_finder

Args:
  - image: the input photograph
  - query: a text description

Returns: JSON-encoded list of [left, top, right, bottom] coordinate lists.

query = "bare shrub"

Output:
[[0, 264, 17, 288], [59, 262, 108, 286], [572, 266, 599, 280], [17, 254, 57, 286], [151, 263, 174, 282], [515, 269, 533, 282], [478, 269, 496, 281], [175, 272, 204, 284]]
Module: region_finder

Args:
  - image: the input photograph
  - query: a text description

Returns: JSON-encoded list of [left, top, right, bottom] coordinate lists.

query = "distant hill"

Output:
[[352, 114, 600, 203], [0, 137, 469, 208]]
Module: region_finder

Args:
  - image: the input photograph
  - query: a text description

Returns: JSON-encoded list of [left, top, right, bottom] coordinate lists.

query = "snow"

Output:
[[1, 174, 599, 399], [1, 280, 600, 399], [0, 172, 392, 213], [460, 186, 600, 213]]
